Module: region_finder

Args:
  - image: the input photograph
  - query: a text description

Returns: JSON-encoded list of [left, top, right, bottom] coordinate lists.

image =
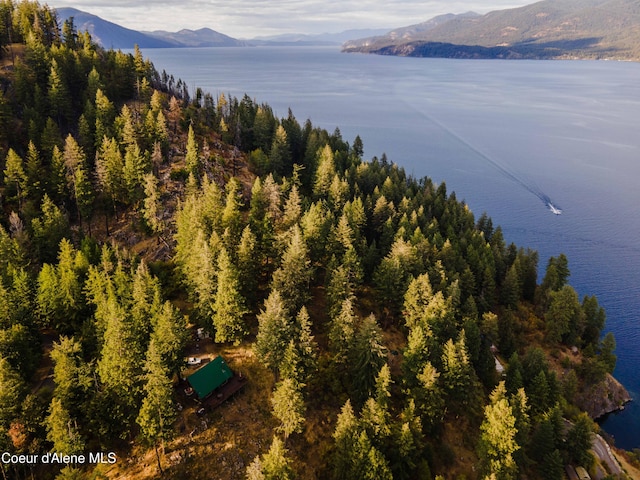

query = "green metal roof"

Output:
[[188, 356, 233, 399]]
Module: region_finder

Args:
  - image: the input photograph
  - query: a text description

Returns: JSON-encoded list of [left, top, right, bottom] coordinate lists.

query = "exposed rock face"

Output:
[[575, 373, 632, 419]]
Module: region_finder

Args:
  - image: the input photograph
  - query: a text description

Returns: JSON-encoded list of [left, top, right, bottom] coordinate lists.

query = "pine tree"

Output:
[[212, 247, 248, 344], [123, 143, 149, 204], [361, 365, 392, 448], [45, 398, 84, 456], [255, 290, 292, 376], [142, 173, 163, 234], [269, 124, 291, 175], [412, 361, 445, 431], [36, 239, 87, 333], [185, 124, 200, 176], [351, 314, 387, 404], [3, 149, 28, 205], [137, 340, 176, 475], [281, 183, 302, 231], [221, 177, 244, 244], [0, 357, 26, 428], [565, 413, 594, 468], [95, 136, 125, 213], [25, 140, 43, 200], [402, 325, 432, 388], [599, 332, 617, 373], [546, 284, 582, 344], [96, 293, 143, 421], [31, 194, 69, 262], [271, 377, 305, 440], [403, 273, 448, 332], [478, 382, 520, 480], [73, 162, 95, 231], [329, 297, 357, 364], [247, 433, 297, 479], [313, 144, 336, 199], [237, 225, 259, 308], [271, 224, 312, 314], [441, 332, 475, 408], [50, 336, 92, 414]]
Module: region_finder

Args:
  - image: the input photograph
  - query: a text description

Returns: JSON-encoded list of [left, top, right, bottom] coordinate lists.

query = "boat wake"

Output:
[[408, 104, 563, 215]]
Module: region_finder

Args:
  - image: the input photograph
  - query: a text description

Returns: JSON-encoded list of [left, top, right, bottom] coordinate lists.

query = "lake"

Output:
[[140, 46, 640, 449]]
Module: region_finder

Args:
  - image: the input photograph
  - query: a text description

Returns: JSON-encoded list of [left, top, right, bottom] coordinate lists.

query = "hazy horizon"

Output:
[[50, 0, 535, 38]]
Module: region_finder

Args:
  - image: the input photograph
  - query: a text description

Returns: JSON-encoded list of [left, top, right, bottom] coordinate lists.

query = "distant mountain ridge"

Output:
[[55, 7, 381, 48], [55, 8, 244, 48], [249, 29, 391, 46], [343, 12, 480, 50], [343, 0, 640, 60], [143, 28, 245, 48]]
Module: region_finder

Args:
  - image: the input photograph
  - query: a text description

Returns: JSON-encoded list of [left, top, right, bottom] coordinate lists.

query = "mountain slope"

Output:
[[343, 12, 479, 50], [144, 28, 245, 47], [344, 0, 640, 60], [56, 7, 243, 48], [56, 7, 177, 48]]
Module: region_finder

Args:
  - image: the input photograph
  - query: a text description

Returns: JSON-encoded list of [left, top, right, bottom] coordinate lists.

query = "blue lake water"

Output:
[[141, 46, 640, 449]]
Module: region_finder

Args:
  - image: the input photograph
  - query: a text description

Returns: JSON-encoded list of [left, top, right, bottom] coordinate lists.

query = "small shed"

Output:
[[187, 356, 233, 400]]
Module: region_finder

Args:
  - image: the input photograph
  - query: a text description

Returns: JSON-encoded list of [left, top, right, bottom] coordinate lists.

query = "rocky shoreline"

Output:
[[575, 373, 632, 420]]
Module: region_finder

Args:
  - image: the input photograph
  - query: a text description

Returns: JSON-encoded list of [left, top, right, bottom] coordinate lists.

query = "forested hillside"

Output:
[[0, 2, 636, 479], [343, 0, 640, 60]]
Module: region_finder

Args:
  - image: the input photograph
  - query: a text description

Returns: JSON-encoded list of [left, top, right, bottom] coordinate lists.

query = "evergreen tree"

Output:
[[142, 172, 163, 234], [36, 239, 87, 333], [414, 361, 445, 430], [331, 400, 360, 480], [313, 144, 336, 199], [247, 435, 294, 480], [271, 224, 313, 314], [269, 124, 291, 175], [185, 124, 200, 176], [599, 332, 617, 373], [403, 273, 448, 334], [0, 357, 26, 428], [546, 285, 582, 344], [150, 301, 188, 376], [136, 340, 176, 475], [45, 398, 84, 456], [123, 143, 149, 204], [3, 149, 28, 205], [95, 136, 125, 213], [351, 314, 387, 404], [565, 413, 594, 468], [478, 382, 520, 480], [50, 336, 92, 414], [212, 247, 248, 344], [255, 290, 292, 376], [441, 333, 474, 407], [237, 225, 259, 308], [280, 307, 318, 386], [581, 295, 606, 348], [271, 377, 305, 440], [31, 194, 70, 262], [329, 297, 357, 364], [221, 177, 244, 245]]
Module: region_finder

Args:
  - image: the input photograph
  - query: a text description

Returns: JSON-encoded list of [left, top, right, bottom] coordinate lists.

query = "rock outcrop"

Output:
[[575, 373, 632, 419]]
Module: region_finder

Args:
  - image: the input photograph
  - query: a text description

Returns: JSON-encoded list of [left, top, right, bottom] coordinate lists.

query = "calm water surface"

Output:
[[142, 46, 640, 448]]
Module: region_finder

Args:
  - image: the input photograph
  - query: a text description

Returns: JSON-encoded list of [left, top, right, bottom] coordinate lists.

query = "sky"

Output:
[[49, 0, 536, 38]]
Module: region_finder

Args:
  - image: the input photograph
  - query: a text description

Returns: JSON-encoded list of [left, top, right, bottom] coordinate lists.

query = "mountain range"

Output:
[[56, 8, 244, 48], [343, 0, 640, 60], [55, 8, 388, 49]]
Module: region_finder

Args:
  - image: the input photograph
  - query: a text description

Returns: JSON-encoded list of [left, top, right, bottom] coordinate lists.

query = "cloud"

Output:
[[51, 0, 535, 37]]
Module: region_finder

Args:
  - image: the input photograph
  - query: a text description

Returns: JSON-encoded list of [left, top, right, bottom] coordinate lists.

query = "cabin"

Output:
[[186, 356, 246, 408]]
